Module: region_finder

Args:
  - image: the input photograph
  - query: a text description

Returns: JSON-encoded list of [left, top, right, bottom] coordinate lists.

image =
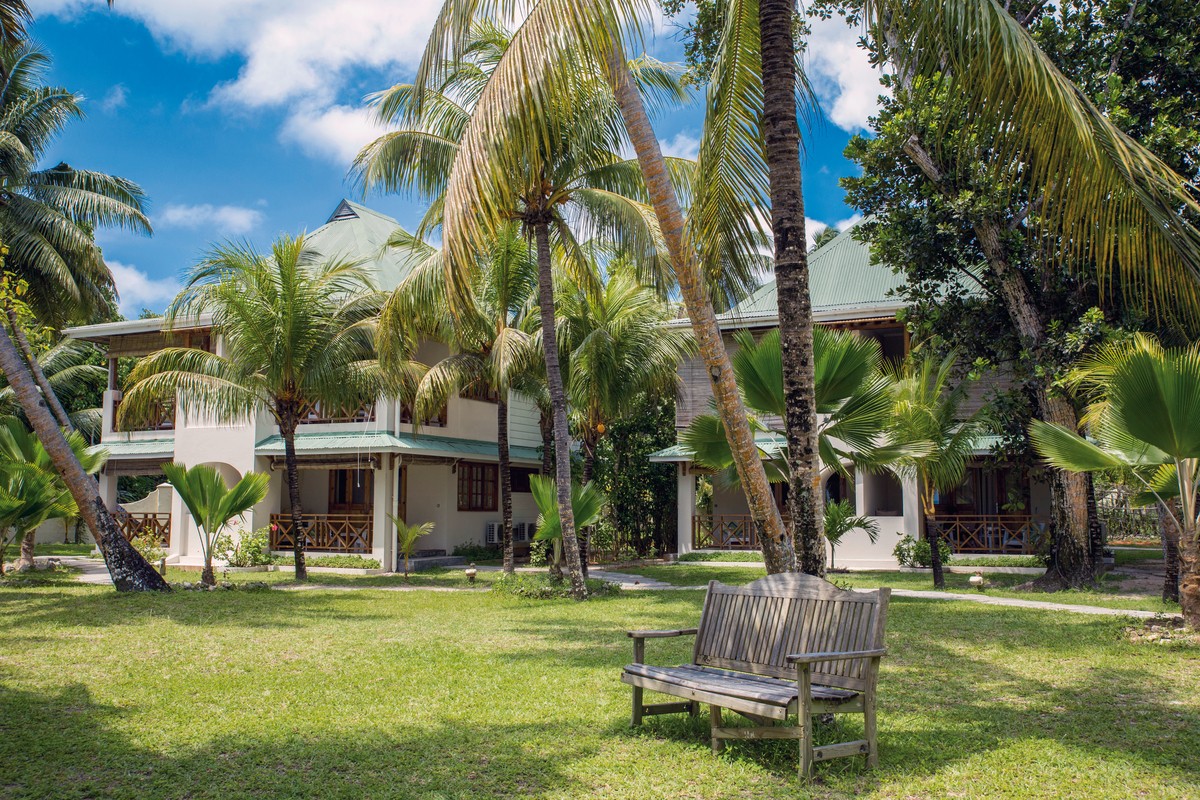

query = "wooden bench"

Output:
[[621, 573, 889, 776]]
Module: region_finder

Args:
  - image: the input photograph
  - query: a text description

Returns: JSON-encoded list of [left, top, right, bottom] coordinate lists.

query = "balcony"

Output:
[[111, 397, 175, 433], [269, 513, 373, 553], [928, 515, 1045, 554], [692, 514, 781, 550], [296, 400, 376, 425], [117, 512, 171, 546]]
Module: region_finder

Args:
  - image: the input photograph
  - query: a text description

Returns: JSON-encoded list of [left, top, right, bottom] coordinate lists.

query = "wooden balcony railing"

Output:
[[296, 400, 376, 425], [269, 513, 373, 553], [117, 512, 170, 547], [111, 397, 175, 432], [929, 515, 1045, 554], [692, 515, 789, 550]]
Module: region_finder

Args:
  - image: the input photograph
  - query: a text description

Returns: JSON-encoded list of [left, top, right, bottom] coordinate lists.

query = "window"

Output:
[[510, 467, 540, 494], [330, 469, 373, 513], [458, 462, 498, 511]]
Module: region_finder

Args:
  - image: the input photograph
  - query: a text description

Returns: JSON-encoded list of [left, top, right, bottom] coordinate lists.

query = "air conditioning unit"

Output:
[[484, 521, 502, 545]]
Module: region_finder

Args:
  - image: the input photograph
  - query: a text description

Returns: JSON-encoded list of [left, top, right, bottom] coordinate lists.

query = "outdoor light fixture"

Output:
[[465, 563, 478, 584], [969, 571, 985, 590]]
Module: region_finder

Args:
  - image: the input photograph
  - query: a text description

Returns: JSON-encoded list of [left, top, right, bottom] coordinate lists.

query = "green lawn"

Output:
[[164, 564, 501, 589], [0, 580, 1196, 799], [32, 542, 96, 557], [618, 564, 1180, 613], [1113, 547, 1164, 565]]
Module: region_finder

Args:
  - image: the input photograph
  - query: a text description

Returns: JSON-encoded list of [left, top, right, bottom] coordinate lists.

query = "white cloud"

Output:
[[98, 84, 128, 114], [803, 15, 887, 133], [107, 260, 181, 315], [835, 213, 862, 231], [805, 217, 829, 249], [661, 129, 701, 160], [279, 104, 391, 165], [158, 203, 264, 235]]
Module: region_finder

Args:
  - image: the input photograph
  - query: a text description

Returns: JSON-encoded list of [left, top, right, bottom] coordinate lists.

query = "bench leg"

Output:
[[631, 685, 643, 727], [797, 666, 814, 778], [710, 705, 725, 754], [863, 695, 878, 768], [688, 701, 699, 717]]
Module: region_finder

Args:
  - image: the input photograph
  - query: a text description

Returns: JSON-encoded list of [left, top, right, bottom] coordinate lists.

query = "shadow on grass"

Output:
[[0, 683, 594, 800]]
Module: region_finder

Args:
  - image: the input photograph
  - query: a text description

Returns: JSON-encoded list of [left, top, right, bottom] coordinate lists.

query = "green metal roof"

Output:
[[92, 439, 175, 459], [649, 434, 786, 462], [254, 430, 542, 463], [304, 200, 421, 291], [714, 227, 906, 328]]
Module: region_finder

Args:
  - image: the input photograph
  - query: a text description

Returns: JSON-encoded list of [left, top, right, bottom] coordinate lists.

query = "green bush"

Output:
[[270, 554, 381, 569], [451, 542, 503, 561], [948, 555, 1046, 568], [129, 530, 165, 566], [491, 572, 619, 599], [678, 551, 764, 563], [893, 534, 951, 568], [215, 527, 273, 567]]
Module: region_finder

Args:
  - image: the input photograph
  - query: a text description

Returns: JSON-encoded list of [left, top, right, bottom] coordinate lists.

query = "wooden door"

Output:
[[329, 469, 373, 514], [396, 465, 408, 523]]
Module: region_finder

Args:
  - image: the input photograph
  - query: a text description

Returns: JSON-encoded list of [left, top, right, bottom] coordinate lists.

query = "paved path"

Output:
[[57, 557, 1165, 618]]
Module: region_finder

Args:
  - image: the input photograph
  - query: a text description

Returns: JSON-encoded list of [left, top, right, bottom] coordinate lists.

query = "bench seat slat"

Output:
[[623, 663, 860, 709]]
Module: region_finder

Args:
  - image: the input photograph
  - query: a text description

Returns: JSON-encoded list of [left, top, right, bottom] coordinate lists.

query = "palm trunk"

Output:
[[922, 484, 945, 589], [280, 410, 307, 582], [497, 395, 514, 574], [902, 136, 1095, 590], [3, 297, 73, 431], [539, 406, 554, 475], [759, 0, 818, 576], [1159, 502, 1180, 604], [1178, 524, 1200, 627], [579, 432, 598, 578], [0, 319, 169, 591], [603, 45, 792, 574], [17, 528, 34, 570], [532, 220, 586, 599]]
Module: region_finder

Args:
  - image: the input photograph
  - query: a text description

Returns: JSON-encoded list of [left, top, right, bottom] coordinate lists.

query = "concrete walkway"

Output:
[[57, 557, 1166, 618]]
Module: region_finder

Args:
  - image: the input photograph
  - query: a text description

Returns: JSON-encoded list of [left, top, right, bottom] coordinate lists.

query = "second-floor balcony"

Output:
[[111, 396, 175, 433], [296, 399, 376, 425]]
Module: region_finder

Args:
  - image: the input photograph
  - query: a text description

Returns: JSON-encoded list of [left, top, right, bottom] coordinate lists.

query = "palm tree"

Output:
[[161, 462, 269, 586], [391, 516, 435, 580], [551, 263, 693, 574], [382, 222, 539, 575], [824, 499, 879, 571], [357, 24, 675, 599], [0, 416, 104, 570], [1030, 334, 1200, 626], [0, 336, 105, 436], [120, 237, 402, 582], [888, 351, 990, 589], [530, 474, 607, 579]]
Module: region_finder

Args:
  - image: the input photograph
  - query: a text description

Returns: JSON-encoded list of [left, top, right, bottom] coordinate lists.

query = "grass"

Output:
[[0, 579, 1197, 799], [164, 565, 501, 589], [678, 551, 765, 563], [617, 564, 1181, 613], [32, 542, 95, 557], [1113, 547, 1163, 565]]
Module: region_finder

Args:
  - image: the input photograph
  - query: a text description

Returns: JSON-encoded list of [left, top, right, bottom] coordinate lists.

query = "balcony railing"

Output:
[[929, 515, 1045, 554], [296, 400, 376, 425], [692, 515, 788, 550], [117, 512, 171, 547], [111, 397, 175, 432], [269, 513, 373, 553]]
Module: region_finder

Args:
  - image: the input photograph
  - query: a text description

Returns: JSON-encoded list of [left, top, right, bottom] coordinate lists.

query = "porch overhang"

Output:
[[91, 438, 175, 461], [649, 434, 787, 463], [253, 431, 542, 465]]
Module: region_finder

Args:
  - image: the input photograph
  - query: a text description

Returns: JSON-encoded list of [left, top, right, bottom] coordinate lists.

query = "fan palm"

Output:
[[120, 236, 406, 581], [390, 516, 435, 579], [382, 221, 539, 575], [824, 499, 880, 571], [529, 474, 607, 579], [1029, 334, 1200, 626], [887, 350, 990, 589], [0, 416, 104, 571], [161, 462, 269, 586]]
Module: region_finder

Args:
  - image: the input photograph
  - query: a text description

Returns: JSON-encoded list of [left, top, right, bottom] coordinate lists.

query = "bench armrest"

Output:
[[626, 628, 698, 639], [786, 648, 887, 665]]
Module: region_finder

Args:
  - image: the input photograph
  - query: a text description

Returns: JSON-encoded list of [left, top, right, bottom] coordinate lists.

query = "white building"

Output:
[[64, 201, 546, 570]]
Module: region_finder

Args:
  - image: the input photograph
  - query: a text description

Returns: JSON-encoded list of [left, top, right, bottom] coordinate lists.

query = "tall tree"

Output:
[[382, 222, 539, 575], [120, 237, 402, 582]]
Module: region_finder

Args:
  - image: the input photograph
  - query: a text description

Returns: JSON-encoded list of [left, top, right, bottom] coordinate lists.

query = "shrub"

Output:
[[528, 540, 551, 568], [129, 530, 165, 566], [893, 534, 951, 568], [679, 551, 764, 563], [451, 542, 503, 561], [302, 555, 380, 569], [214, 527, 273, 568], [491, 572, 619, 599]]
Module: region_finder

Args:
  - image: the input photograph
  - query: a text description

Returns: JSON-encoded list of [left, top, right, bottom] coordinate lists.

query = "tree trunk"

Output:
[[902, 136, 1095, 590], [1179, 525, 1200, 628], [201, 560, 216, 586], [280, 411, 308, 582], [759, 0, 817, 576], [497, 396, 514, 575], [0, 319, 169, 591], [3, 297, 73, 431], [579, 432, 597, 579], [922, 486, 945, 589], [603, 45, 792, 574], [532, 220, 586, 599], [1159, 502, 1181, 604], [539, 407, 554, 476], [17, 528, 35, 571]]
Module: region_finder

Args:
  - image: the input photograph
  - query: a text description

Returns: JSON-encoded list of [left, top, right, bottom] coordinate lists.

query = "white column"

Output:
[[372, 458, 394, 571], [676, 464, 695, 555], [902, 474, 922, 540], [99, 468, 118, 512]]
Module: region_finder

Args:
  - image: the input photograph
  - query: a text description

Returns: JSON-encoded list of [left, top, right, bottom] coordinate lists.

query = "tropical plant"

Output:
[[120, 237, 406, 581], [1029, 334, 1200, 626], [0, 416, 104, 572], [0, 335, 104, 436], [391, 516, 435, 579], [530, 474, 607, 583], [161, 463, 269, 586], [213, 527, 273, 568], [382, 221, 538, 575], [823, 498, 879, 571], [887, 350, 989, 589]]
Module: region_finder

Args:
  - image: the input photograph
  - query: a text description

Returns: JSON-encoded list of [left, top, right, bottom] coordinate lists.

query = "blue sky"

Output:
[[28, 1, 883, 316]]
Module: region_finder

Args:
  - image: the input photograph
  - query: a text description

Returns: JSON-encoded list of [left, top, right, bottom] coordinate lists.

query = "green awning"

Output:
[[91, 438, 175, 459], [649, 434, 786, 463], [254, 430, 542, 464]]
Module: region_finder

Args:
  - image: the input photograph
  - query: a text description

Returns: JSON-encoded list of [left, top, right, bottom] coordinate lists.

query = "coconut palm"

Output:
[[824, 499, 879, 571], [120, 237, 407, 581], [161, 462, 269, 586], [390, 516, 435, 579], [887, 350, 990, 589], [0, 337, 105, 437], [382, 221, 539, 574], [1030, 334, 1200, 626], [0, 416, 104, 571]]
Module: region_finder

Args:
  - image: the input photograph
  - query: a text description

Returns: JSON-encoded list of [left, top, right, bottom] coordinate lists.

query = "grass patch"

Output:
[[0, 579, 1197, 798], [492, 572, 620, 599], [678, 551, 764, 563], [164, 565, 500, 589], [32, 542, 95, 557], [269, 554, 381, 569], [947, 555, 1046, 567], [1113, 547, 1163, 565]]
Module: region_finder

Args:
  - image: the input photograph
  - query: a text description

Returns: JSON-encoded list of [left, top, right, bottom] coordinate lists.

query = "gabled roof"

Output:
[[712, 226, 907, 330], [301, 199, 419, 292]]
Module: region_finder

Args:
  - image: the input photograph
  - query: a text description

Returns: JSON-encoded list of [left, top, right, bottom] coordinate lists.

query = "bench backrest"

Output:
[[692, 573, 889, 691]]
